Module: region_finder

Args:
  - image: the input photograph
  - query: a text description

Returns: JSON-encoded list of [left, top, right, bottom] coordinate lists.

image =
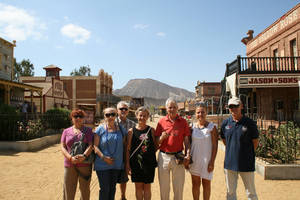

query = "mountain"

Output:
[[113, 78, 195, 106]]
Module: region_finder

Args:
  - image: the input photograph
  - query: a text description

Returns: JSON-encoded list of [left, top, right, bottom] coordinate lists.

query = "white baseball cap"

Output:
[[228, 97, 241, 106]]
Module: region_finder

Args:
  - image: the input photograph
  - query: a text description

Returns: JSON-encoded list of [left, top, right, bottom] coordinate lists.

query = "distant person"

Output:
[[94, 107, 129, 200], [60, 109, 94, 200], [189, 102, 218, 200], [155, 98, 191, 200], [220, 97, 259, 200], [116, 101, 136, 200], [127, 106, 157, 200]]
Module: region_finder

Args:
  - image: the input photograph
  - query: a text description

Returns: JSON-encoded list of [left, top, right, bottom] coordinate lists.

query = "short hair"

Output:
[[70, 109, 86, 119], [195, 101, 207, 111], [165, 97, 177, 108], [135, 106, 150, 116], [103, 107, 117, 115], [117, 101, 129, 109]]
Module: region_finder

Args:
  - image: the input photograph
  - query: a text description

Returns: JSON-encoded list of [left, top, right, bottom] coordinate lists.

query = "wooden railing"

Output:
[[226, 55, 300, 76]]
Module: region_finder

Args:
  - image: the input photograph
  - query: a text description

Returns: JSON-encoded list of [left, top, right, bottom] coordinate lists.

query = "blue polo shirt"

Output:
[[220, 116, 259, 172]]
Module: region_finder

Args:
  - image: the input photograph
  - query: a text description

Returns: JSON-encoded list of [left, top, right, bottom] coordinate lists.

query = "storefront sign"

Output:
[[248, 7, 299, 51], [239, 75, 300, 88], [53, 79, 64, 97]]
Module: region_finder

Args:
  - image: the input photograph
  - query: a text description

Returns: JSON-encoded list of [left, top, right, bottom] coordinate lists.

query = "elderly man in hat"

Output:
[[220, 97, 259, 200]]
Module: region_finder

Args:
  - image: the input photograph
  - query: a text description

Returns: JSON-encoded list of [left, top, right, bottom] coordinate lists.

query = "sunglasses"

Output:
[[105, 113, 116, 118], [73, 115, 84, 119], [119, 107, 128, 111], [228, 105, 239, 109]]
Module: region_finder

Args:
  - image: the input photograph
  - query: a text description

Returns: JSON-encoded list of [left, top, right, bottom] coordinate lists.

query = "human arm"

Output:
[[208, 125, 218, 172], [126, 128, 133, 175], [150, 127, 158, 152], [155, 121, 168, 146], [252, 138, 259, 150], [93, 131, 114, 165], [61, 142, 79, 164]]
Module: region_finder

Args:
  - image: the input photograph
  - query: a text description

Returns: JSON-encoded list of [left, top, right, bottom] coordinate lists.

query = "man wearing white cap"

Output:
[[220, 96, 259, 200]]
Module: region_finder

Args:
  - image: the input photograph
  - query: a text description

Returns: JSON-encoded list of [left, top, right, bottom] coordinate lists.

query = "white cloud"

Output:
[[61, 24, 91, 44], [0, 3, 46, 41], [133, 24, 149, 30], [156, 32, 166, 37]]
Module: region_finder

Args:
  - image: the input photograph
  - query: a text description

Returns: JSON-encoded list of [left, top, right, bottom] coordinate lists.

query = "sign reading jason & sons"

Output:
[[239, 74, 300, 88]]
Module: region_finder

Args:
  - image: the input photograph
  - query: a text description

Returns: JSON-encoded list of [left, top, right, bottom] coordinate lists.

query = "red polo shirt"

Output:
[[155, 114, 190, 153]]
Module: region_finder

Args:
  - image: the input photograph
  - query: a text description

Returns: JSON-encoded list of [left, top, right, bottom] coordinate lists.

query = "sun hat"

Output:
[[228, 96, 241, 106]]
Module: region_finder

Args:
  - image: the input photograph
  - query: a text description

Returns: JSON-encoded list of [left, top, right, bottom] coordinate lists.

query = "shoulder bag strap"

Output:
[[130, 126, 151, 159]]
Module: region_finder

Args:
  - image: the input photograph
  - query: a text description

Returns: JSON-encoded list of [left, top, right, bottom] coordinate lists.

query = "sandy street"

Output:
[[0, 118, 299, 199]]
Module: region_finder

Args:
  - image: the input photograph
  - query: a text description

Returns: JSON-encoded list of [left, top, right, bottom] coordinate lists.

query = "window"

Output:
[[290, 39, 298, 70], [273, 48, 279, 70]]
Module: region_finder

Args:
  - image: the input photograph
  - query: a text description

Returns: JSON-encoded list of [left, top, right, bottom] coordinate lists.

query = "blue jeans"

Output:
[[96, 169, 121, 200], [224, 169, 258, 200]]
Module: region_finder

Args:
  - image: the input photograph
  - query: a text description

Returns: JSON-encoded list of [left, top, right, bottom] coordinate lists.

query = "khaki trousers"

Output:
[[63, 166, 92, 200], [158, 151, 185, 200]]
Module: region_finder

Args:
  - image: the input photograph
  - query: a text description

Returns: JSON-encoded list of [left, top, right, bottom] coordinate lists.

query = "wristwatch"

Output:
[[83, 154, 87, 158]]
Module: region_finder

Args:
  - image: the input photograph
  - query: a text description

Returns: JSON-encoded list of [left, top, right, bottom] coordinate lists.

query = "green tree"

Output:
[[14, 58, 34, 81], [70, 65, 91, 76]]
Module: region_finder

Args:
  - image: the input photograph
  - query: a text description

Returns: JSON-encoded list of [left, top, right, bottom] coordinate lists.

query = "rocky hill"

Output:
[[113, 78, 195, 106]]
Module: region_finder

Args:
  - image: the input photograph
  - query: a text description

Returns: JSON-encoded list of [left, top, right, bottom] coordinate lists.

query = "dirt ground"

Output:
[[0, 118, 299, 200]]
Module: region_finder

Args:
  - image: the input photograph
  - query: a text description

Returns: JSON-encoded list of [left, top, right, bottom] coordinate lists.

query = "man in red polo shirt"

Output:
[[155, 98, 191, 200]]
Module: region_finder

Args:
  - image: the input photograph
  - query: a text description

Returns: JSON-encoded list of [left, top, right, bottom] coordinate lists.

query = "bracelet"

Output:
[[83, 154, 87, 158]]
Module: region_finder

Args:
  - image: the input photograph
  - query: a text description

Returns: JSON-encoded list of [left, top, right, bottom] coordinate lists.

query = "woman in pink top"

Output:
[[61, 109, 94, 200]]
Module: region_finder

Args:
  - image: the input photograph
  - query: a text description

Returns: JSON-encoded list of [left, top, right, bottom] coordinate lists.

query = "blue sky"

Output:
[[0, 0, 298, 92]]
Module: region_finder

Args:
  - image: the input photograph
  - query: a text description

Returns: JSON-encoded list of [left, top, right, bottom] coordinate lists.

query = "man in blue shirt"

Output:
[[220, 97, 259, 200]]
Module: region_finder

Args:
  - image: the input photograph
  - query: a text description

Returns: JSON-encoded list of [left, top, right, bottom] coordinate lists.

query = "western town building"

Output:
[[223, 3, 300, 127], [0, 37, 42, 110], [20, 67, 117, 123], [195, 81, 221, 114]]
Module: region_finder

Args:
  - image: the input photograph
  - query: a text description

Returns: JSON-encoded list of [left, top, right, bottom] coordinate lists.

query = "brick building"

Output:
[[224, 3, 300, 126], [195, 81, 221, 114], [0, 37, 42, 109], [21, 67, 116, 122]]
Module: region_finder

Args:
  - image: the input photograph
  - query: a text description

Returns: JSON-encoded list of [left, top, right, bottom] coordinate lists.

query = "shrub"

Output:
[[256, 121, 300, 164], [42, 108, 71, 130]]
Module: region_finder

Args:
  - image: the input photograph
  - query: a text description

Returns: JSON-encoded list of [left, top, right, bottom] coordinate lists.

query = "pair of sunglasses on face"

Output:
[[119, 107, 128, 111], [73, 115, 84, 119], [105, 113, 117, 118], [228, 104, 239, 109]]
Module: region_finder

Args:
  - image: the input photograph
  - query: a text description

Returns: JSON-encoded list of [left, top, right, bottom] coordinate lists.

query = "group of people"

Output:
[[61, 97, 259, 200]]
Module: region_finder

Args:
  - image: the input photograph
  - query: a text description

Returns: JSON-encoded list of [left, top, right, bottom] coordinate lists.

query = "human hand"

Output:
[[75, 154, 86, 163], [207, 162, 214, 172], [70, 156, 79, 164], [126, 162, 131, 176], [160, 132, 169, 141], [103, 156, 114, 165], [183, 155, 191, 169]]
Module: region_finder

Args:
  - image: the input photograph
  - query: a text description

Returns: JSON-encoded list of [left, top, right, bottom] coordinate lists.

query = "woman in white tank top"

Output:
[[189, 102, 218, 200]]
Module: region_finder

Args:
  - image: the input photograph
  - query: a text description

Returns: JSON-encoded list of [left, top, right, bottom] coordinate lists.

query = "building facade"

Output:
[[0, 37, 42, 109], [21, 67, 117, 122], [224, 3, 300, 127], [195, 81, 221, 114]]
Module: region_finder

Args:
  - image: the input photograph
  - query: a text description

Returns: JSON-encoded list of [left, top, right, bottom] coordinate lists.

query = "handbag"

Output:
[[174, 152, 193, 165], [70, 127, 95, 164]]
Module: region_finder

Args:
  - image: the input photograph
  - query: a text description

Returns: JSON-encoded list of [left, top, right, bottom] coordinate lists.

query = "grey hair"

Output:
[[117, 101, 129, 109], [165, 97, 177, 108], [135, 106, 150, 116]]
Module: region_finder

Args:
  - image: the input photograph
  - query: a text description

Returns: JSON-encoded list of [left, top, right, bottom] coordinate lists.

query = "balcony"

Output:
[[226, 56, 300, 76]]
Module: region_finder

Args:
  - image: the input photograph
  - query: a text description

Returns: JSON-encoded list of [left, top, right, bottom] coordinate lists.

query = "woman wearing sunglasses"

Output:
[[94, 107, 130, 200], [61, 109, 94, 200]]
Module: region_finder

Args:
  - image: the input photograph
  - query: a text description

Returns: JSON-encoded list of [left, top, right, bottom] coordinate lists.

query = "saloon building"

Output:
[[224, 3, 300, 127]]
